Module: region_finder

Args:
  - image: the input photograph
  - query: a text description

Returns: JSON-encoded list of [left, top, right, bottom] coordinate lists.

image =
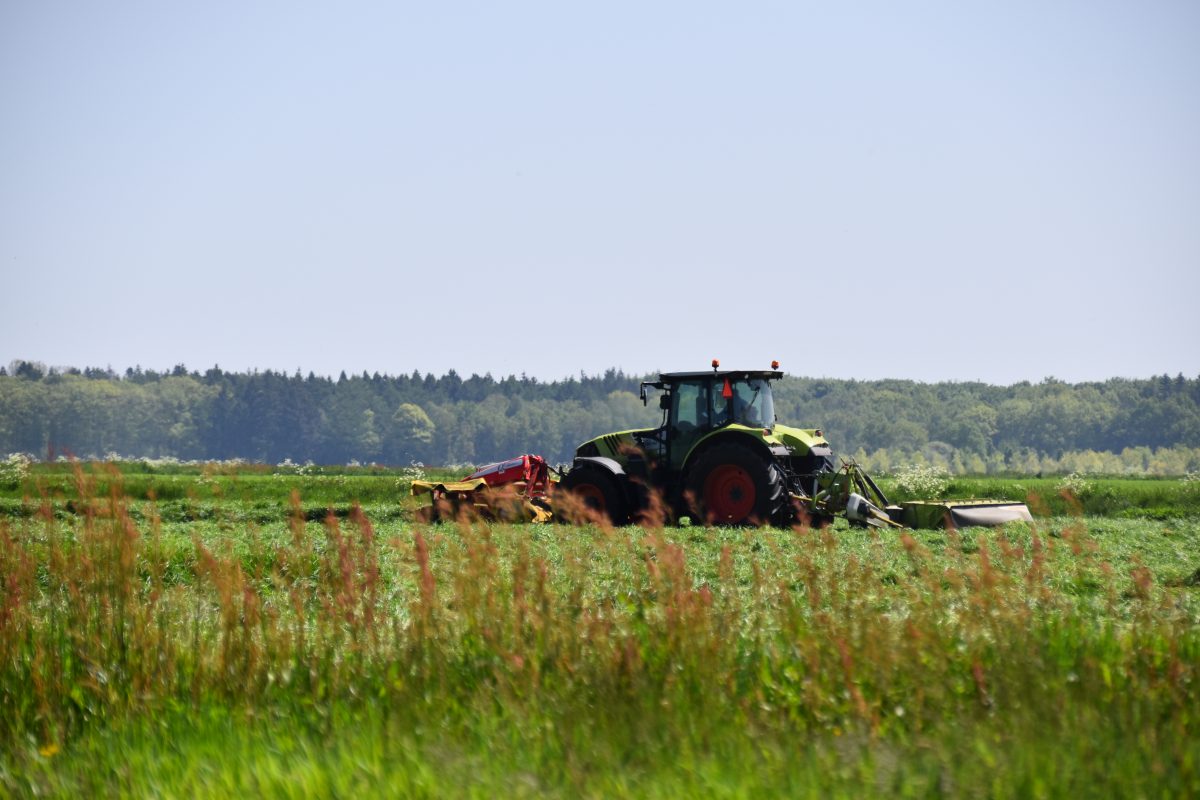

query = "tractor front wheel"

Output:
[[559, 467, 629, 526], [686, 444, 787, 527]]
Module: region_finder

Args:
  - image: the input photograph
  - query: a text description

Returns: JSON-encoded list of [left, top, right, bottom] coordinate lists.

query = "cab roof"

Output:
[[658, 370, 783, 382]]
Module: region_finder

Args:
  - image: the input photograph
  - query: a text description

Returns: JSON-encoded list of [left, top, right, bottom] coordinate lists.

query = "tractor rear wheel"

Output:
[[560, 467, 629, 525], [686, 443, 787, 527]]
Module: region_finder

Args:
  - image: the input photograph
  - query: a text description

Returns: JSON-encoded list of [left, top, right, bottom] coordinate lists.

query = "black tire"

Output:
[[685, 443, 788, 527], [559, 467, 629, 525]]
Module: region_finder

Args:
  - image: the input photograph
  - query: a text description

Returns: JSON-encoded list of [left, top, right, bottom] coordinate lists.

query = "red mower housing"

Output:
[[464, 454, 552, 498]]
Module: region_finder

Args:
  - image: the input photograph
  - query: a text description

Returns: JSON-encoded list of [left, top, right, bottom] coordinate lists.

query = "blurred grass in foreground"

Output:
[[0, 465, 1197, 796]]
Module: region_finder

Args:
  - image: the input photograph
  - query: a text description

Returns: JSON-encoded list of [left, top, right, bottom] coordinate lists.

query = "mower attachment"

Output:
[[891, 500, 1034, 530], [411, 455, 554, 523]]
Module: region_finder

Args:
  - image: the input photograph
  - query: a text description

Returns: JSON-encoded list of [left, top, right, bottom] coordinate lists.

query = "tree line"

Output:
[[1, 361, 1198, 473]]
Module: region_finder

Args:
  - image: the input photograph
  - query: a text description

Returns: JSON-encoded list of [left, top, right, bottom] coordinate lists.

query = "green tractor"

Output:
[[560, 361, 837, 526], [559, 361, 1033, 530]]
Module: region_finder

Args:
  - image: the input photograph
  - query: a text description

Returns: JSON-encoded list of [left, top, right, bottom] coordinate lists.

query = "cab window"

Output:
[[732, 380, 770, 427], [714, 378, 774, 428], [671, 381, 712, 432]]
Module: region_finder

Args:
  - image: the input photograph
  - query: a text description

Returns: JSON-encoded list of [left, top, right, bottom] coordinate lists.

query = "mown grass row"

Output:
[[4, 461, 1200, 521], [0, 466, 1197, 795]]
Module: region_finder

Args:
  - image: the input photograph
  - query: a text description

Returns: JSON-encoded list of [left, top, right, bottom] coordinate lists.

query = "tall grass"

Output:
[[0, 465, 1197, 795]]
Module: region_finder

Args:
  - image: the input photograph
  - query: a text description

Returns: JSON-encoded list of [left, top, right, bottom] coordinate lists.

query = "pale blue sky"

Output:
[[3, 1, 1198, 383]]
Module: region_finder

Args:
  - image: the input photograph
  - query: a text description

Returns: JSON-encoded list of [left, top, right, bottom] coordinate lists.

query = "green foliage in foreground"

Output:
[[0, 468, 1197, 796]]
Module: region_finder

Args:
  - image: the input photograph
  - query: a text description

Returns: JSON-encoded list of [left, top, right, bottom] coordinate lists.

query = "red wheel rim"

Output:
[[574, 483, 607, 512], [703, 464, 756, 522]]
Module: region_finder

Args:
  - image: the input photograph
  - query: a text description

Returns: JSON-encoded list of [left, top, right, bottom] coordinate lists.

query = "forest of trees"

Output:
[[1, 361, 1199, 474]]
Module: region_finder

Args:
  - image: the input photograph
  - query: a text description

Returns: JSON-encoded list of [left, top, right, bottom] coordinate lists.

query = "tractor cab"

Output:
[[640, 365, 782, 470]]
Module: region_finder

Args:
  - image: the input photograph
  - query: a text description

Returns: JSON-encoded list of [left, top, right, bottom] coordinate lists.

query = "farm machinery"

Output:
[[412, 361, 1032, 530]]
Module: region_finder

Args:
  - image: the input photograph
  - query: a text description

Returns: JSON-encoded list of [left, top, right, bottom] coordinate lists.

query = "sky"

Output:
[[2, 1, 1198, 385]]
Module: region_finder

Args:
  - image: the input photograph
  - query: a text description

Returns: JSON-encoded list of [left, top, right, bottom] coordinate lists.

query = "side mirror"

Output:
[[659, 394, 670, 410]]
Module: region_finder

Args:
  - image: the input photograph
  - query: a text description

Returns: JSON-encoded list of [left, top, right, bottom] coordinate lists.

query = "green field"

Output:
[[1, 463, 1198, 797]]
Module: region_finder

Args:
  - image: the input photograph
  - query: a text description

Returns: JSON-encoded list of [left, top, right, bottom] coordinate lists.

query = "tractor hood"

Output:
[[769, 423, 831, 457], [574, 428, 654, 463]]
